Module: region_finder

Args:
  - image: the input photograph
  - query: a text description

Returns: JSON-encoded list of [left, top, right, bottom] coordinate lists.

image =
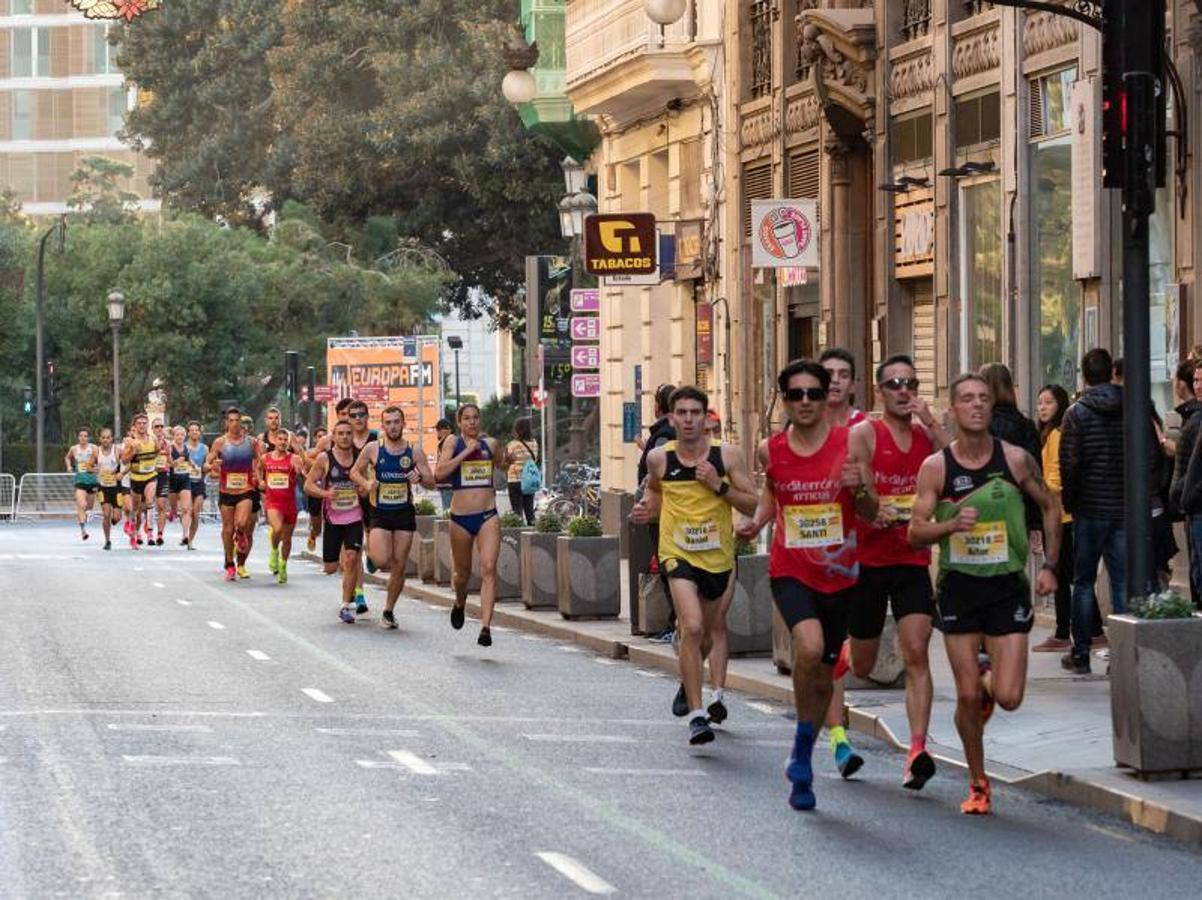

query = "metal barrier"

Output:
[[0, 473, 15, 520], [14, 473, 80, 519]]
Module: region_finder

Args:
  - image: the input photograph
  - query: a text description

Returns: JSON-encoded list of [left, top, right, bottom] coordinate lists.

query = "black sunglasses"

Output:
[[879, 377, 920, 391], [348, 411, 368, 419], [784, 387, 828, 403]]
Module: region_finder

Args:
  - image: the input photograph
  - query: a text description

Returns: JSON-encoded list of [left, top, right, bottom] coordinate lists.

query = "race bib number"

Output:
[[332, 486, 359, 510], [881, 493, 916, 523], [783, 503, 844, 549], [378, 482, 409, 505], [676, 520, 721, 552], [134, 458, 156, 475], [225, 472, 249, 491], [949, 520, 1009, 565], [266, 472, 290, 490], [173, 459, 192, 474], [155, 454, 168, 469], [460, 460, 492, 488], [99, 472, 117, 487]]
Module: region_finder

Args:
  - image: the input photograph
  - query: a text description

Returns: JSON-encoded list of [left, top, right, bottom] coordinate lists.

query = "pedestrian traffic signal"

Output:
[[285, 350, 299, 401], [22, 385, 32, 414], [1101, 0, 1166, 194]]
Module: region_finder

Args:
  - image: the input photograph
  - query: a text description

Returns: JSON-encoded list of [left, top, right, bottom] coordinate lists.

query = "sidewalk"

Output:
[[307, 551, 1202, 848]]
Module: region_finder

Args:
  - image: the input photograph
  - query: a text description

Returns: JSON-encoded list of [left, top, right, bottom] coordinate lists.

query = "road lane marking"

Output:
[[175, 599, 192, 606], [106, 724, 213, 733], [121, 755, 239, 766], [583, 767, 703, 776], [152, 581, 165, 588], [387, 750, 439, 775], [246, 650, 271, 661], [557, 646, 581, 653], [523, 734, 640, 744], [316, 727, 421, 737], [635, 669, 665, 678], [1085, 823, 1136, 844], [747, 702, 783, 715], [592, 658, 618, 666], [206, 621, 225, 630], [302, 688, 334, 704], [534, 852, 617, 896]]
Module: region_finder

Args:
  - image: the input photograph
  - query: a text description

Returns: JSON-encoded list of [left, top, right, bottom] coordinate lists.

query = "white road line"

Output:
[[635, 669, 665, 678], [386, 750, 438, 775], [522, 734, 639, 744], [175, 599, 192, 606], [1085, 823, 1137, 844], [106, 723, 213, 734], [583, 767, 703, 776], [316, 727, 421, 737], [302, 688, 334, 704], [747, 701, 783, 715], [206, 621, 225, 630], [246, 650, 271, 661], [152, 581, 165, 588], [557, 646, 581, 653], [534, 852, 617, 896], [121, 755, 239, 766], [591, 658, 618, 666]]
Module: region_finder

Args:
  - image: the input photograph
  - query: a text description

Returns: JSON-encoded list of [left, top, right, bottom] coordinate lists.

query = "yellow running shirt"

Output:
[[657, 441, 734, 575]]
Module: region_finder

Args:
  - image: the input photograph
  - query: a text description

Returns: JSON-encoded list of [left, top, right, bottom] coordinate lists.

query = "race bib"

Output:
[[99, 472, 117, 487], [266, 472, 290, 490], [783, 503, 844, 549], [460, 460, 492, 488], [173, 459, 192, 474], [949, 520, 1009, 565], [225, 472, 249, 490], [331, 486, 359, 510], [378, 481, 409, 505], [676, 520, 721, 552], [881, 493, 916, 523], [134, 458, 156, 475], [155, 454, 168, 469]]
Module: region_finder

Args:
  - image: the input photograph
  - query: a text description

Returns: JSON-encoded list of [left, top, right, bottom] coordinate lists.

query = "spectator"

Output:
[[637, 384, 677, 490], [1164, 360, 1200, 457], [505, 417, 539, 526], [980, 363, 1042, 532], [1059, 348, 1159, 674], [705, 410, 722, 441], [819, 347, 865, 426], [435, 418, 455, 511], [1171, 363, 1202, 607]]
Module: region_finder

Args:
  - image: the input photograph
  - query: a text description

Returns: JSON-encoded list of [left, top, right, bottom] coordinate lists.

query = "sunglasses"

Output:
[[348, 411, 368, 419], [784, 387, 828, 403], [879, 377, 920, 392]]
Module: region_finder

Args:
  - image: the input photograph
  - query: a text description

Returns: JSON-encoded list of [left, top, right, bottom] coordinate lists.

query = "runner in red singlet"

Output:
[[259, 428, 305, 584]]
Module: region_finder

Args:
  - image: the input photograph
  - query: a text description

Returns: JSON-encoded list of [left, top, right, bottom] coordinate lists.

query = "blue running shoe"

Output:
[[365, 557, 377, 575], [355, 593, 369, 616], [834, 741, 864, 780], [339, 606, 355, 624], [786, 722, 815, 785], [788, 780, 817, 811]]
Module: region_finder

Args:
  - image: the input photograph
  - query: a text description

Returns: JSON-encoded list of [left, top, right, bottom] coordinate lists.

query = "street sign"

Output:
[[571, 373, 601, 398], [569, 317, 601, 342], [602, 232, 674, 285], [584, 213, 657, 276], [402, 337, 417, 358], [300, 385, 336, 402], [751, 199, 819, 269], [571, 346, 600, 370], [570, 288, 600, 313], [530, 387, 548, 409], [622, 402, 639, 442]]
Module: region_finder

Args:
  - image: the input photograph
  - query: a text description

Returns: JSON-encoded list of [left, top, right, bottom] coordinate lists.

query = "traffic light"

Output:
[[21, 385, 32, 414], [1101, 0, 1166, 195], [285, 350, 299, 400]]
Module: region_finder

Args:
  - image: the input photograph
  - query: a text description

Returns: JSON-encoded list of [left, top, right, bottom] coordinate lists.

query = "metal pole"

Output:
[[417, 339, 426, 460], [112, 325, 121, 438], [455, 349, 461, 409], [34, 228, 48, 477], [306, 366, 317, 432]]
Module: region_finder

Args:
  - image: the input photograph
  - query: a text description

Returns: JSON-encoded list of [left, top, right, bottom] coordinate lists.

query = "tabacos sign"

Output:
[[584, 213, 657, 276]]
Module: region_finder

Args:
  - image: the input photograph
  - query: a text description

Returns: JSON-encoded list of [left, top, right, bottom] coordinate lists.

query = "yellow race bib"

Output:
[[949, 521, 1009, 565], [134, 458, 156, 475], [460, 460, 493, 488], [155, 454, 168, 469], [173, 458, 192, 474], [225, 472, 249, 490], [99, 472, 117, 487], [332, 486, 359, 510], [378, 481, 409, 504], [676, 520, 721, 552], [881, 493, 916, 523], [266, 472, 290, 490], [783, 503, 844, 549]]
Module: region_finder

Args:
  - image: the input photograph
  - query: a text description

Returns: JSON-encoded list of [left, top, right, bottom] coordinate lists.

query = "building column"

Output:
[[827, 138, 855, 352]]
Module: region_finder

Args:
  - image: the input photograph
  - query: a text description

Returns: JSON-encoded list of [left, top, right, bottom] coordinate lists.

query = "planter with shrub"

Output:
[[556, 515, 620, 619], [522, 512, 563, 609]]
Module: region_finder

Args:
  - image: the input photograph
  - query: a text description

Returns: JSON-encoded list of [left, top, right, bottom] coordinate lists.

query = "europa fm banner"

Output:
[[326, 337, 442, 462]]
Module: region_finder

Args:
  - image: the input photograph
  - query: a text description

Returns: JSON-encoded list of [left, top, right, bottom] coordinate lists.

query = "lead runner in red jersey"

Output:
[[738, 360, 877, 812], [259, 428, 306, 584], [848, 353, 950, 792]]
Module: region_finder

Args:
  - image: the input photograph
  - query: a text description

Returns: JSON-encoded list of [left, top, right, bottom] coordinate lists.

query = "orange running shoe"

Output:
[[960, 779, 992, 815], [832, 640, 851, 681], [978, 654, 995, 724]]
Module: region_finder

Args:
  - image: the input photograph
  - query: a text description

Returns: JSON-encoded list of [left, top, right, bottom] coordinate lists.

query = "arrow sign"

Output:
[[570, 288, 600, 313], [570, 317, 600, 342], [571, 346, 600, 370], [571, 373, 601, 398]]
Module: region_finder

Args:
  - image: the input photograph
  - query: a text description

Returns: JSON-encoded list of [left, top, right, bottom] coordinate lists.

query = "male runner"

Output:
[[151, 420, 172, 545], [167, 425, 195, 549], [121, 414, 159, 550], [908, 373, 1061, 815], [435, 403, 509, 647], [848, 354, 948, 789], [95, 428, 122, 550], [185, 421, 208, 547], [631, 386, 758, 746], [65, 427, 98, 541], [351, 405, 436, 628], [737, 360, 877, 810], [306, 425, 329, 551], [304, 419, 365, 623], [346, 400, 381, 590], [260, 429, 306, 583], [206, 407, 263, 581]]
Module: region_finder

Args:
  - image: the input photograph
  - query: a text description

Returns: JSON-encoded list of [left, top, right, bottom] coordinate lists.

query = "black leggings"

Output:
[[507, 482, 535, 526]]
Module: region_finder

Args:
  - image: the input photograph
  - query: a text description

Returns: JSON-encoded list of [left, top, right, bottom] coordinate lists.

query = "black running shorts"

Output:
[[370, 508, 416, 533], [219, 491, 255, 509], [323, 521, 364, 563], [848, 564, 935, 640], [770, 577, 851, 666], [660, 557, 732, 602], [935, 571, 1034, 637]]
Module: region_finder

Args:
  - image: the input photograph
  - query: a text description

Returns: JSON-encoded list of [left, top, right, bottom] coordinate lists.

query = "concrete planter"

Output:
[[627, 522, 656, 634], [600, 490, 635, 559], [403, 515, 436, 576], [1109, 613, 1202, 775], [521, 530, 562, 609], [557, 535, 620, 619], [638, 573, 672, 636], [470, 526, 527, 600], [433, 518, 482, 591], [417, 536, 435, 582], [729, 554, 772, 657]]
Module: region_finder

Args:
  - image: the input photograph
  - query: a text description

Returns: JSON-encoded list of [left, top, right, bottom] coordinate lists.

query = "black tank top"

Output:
[[939, 439, 1017, 502]]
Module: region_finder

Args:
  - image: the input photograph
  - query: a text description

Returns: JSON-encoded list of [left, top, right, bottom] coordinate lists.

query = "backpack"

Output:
[[518, 440, 542, 495]]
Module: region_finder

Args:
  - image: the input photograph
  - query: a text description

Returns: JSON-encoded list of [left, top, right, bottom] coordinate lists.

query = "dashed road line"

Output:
[[302, 688, 334, 704], [206, 621, 225, 630], [152, 581, 165, 588], [635, 669, 666, 678], [747, 701, 784, 716], [534, 852, 617, 896], [246, 650, 271, 661], [592, 658, 619, 666], [121, 755, 239, 766], [522, 734, 639, 744], [386, 750, 439, 775], [175, 599, 192, 606], [316, 727, 421, 737], [106, 723, 213, 734]]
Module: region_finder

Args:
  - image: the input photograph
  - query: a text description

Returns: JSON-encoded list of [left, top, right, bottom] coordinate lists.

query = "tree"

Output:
[[66, 157, 141, 225]]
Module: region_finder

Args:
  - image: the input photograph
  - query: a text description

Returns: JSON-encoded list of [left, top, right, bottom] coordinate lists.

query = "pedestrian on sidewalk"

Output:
[[435, 418, 455, 512], [1170, 362, 1202, 607], [505, 417, 539, 526], [980, 363, 1043, 537]]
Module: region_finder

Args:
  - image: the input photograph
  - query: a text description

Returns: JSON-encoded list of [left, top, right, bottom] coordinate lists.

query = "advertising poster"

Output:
[[751, 199, 819, 269]]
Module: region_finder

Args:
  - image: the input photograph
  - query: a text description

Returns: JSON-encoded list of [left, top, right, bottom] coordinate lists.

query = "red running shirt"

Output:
[[857, 419, 933, 569], [765, 426, 859, 593], [261, 453, 297, 513]]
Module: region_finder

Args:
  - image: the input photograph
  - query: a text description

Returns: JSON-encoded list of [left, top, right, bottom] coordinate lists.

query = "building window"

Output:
[[11, 0, 33, 14], [1030, 137, 1076, 388], [1030, 68, 1075, 139], [893, 111, 933, 166], [92, 25, 115, 75], [901, 0, 931, 41], [10, 90, 33, 141], [954, 91, 1000, 149], [11, 27, 51, 78], [960, 179, 1003, 368], [750, 0, 773, 99], [108, 87, 128, 136]]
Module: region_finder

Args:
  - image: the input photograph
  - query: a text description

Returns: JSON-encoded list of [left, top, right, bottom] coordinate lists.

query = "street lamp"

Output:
[[645, 0, 688, 26], [558, 188, 598, 239], [447, 334, 463, 410], [501, 24, 539, 105], [107, 290, 125, 437]]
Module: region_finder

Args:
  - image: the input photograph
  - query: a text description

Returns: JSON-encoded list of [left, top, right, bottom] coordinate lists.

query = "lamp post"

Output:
[[447, 334, 463, 411], [34, 216, 65, 477], [107, 290, 125, 438], [557, 159, 598, 462]]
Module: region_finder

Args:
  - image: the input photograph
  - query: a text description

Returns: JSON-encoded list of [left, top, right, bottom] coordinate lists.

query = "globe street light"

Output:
[[501, 24, 539, 105], [108, 290, 125, 438], [645, 0, 688, 26]]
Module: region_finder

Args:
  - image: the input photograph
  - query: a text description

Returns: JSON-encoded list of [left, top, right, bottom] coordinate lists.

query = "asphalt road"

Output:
[[1, 520, 1199, 898]]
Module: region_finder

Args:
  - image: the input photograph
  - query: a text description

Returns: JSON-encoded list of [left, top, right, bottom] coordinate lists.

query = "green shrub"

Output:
[[566, 514, 603, 538], [499, 511, 525, 528], [414, 499, 437, 516], [1131, 590, 1196, 620], [535, 511, 563, 534]]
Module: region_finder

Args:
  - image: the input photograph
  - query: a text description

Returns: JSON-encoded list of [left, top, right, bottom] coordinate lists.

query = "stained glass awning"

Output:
[[69, 0, 161, 22]]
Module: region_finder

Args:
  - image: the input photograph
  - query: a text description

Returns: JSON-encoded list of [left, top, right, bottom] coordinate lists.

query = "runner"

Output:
[[630, 386, 758, 746], [259, 406, 286, 539], [167, 425, 195, 550], [345, 400, 381, 593], [434, 403, 507, 647], [121, 414, 159, 550], [848, 354, 949, 790], [65, 427, 98, 541], [908, 373, 1061, 815], [736, 359, 878, 810], [152, 420, 172, 545], [351, 405, 436, 628], [821, 348, 867, 427], [304, 419, 365, 623], [259, 428, 305, 584], [95, 428, 122, 550], [185, 421, 208, 547], [206, 407, 263, 581], [306, 425, 329, 552]]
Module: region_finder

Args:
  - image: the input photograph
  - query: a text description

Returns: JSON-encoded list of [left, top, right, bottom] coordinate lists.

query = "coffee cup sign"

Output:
[[751, 200, 819, 269]]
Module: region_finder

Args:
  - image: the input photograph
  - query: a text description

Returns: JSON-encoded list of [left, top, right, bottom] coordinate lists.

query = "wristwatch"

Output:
[[715, 482, 730, 497]]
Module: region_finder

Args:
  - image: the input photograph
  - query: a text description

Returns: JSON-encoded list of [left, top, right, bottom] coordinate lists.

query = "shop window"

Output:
[[1031, 137, 1077, 389], [960, 179, 1003, 368], [954, 91, 1000, 149], [893, 111, 933, 165]]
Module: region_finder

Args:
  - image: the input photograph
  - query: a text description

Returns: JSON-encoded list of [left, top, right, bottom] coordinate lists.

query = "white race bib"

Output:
[[949, 521, 1009, 565], [266, 472, 290, 490], [331, 486, 359, 510], [460, 459, 492, 488], [225, 472, 249, 491], [783, 503, 844, 549], [676, 520, 721, 552]]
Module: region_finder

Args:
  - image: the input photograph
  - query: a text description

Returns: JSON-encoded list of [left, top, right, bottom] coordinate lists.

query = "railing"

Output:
[[14, 473, 78, 519], [565, 0, 693, 88], [750, 0, 774, 99], [0, 473, 14, 520], [963, 0, 993, 16], [902, 0, 932, 41]]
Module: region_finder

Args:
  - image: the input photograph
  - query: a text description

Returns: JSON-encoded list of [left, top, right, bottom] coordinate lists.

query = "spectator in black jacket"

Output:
[[1170, 362, 1202, 607], [980, 363, 1042, 533]]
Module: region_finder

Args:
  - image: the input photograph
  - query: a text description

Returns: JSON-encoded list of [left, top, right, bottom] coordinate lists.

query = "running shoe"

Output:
[[450, 604, 465, 630], [186, 541, 195, 552], [136, 537, 144, 546], [268, 546, 279, 575], [477, 626, 492, 647], [380, 610, 398, 630], [671, 684, 689, 718], [355, 595, 369, 616], [339, 606, 355, 624], [960, 779, 992, 815], [978, 653, 995, 724], [903, 749, 936, 791], [155, 535, 164, 546], [833, 741, 864, 779], [788, 781, 817, 811], [365, 557, 378, 574], [81, 530, 89, 541], [224, 565, 236, 582], [103, 540, 111, 551], [307, 535, 316, 552], [706, 699, 728, 725], [276, 561, 287, 585], [236, 565, 250, 580], [688, 715, 715, 746]]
